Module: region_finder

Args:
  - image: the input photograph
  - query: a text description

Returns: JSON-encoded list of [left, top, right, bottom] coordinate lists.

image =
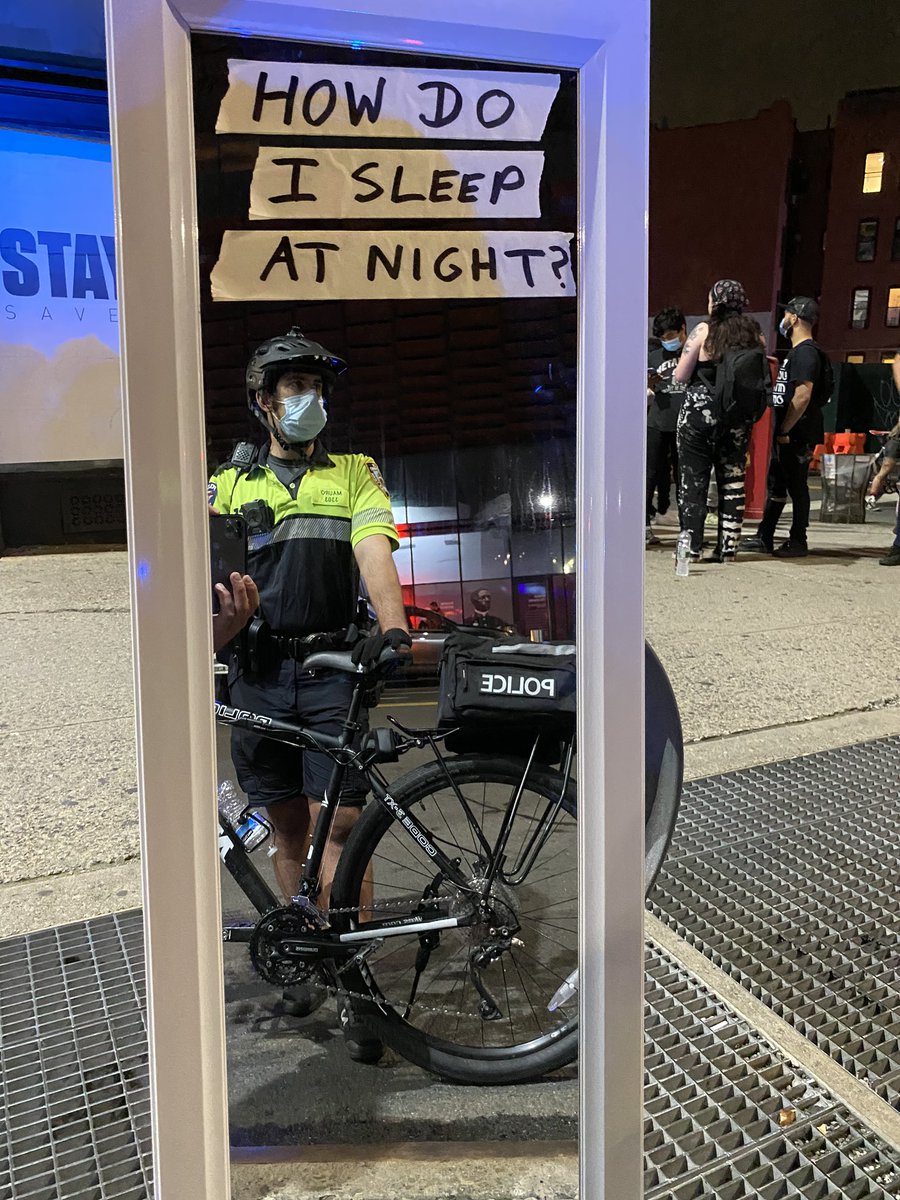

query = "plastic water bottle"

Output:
[[548, 967, 579, 1012], [217, 780, 267, 852], [675, 531, 692, 578]]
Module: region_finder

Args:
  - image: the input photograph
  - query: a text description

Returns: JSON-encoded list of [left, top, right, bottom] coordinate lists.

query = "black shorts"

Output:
[[228, 661, 369, 807]]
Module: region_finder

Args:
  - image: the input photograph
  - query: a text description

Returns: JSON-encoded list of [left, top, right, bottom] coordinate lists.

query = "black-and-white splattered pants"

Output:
[[676, 385, 754, 556]]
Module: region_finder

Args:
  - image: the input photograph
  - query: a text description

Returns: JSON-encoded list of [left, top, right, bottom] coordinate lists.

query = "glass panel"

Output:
[[459, 526, 512, 581], [886, 287, 900, 328], [410, 580, 464, 623], [863, 151, 885, 193], [407, 530, 462, 583], [851, 288, 871, 329], [892, 218, 900, 261], [856, 218, 878, 262], [190, 30, 579, 1162]]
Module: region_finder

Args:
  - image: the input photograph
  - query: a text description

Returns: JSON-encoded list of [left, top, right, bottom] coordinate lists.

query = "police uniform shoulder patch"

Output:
[[365, 459, 390, 498], [207, 479, 218, 506]]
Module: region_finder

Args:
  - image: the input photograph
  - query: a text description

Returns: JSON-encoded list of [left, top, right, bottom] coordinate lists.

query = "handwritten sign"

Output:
[[216, 60, 559, 141], [249, 147, 545, 221], [210, 229, 575, 301]]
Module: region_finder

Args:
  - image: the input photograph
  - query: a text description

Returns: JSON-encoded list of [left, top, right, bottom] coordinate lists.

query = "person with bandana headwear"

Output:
[[673, 280, 765, 562], [209, 329, 409, 1060]]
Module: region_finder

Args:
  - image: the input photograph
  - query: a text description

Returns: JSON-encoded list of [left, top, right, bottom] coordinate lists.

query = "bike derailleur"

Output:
[[469, 926, 524, 1022]]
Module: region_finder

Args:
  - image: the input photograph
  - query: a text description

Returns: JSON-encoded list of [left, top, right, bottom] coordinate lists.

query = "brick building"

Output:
[[649, 101, 796, 337], [818, 88, 900, 364]]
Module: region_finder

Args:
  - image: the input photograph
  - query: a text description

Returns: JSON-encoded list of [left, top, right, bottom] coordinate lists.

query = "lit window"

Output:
[[851, 287, 871, 329], [893, 218, 900, 261], [856, 218, 878, 261], [887, 287, 900, 328], [863, 152, 885, 194], [846, 353, 865, 364], [883, 354, 897, 364]]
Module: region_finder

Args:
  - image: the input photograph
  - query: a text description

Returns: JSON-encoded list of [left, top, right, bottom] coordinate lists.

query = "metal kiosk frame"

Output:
[[104, 2, 650, 1196]]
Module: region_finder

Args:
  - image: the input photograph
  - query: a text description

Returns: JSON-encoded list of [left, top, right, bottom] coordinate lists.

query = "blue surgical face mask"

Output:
[[276, 390, 327, 444], [661, 338, 682, 353], [778, 317, 791, 338]]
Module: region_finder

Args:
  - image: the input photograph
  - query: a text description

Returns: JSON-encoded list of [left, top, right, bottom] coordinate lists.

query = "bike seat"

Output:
[[303, 650, 362, 674]]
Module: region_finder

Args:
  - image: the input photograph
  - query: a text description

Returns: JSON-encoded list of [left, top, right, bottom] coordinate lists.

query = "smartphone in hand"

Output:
[[210, 514, 247, 613]]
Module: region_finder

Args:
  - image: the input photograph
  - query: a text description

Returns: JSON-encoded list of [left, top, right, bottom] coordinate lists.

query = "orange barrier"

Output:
[[833, 432, 866, 454]]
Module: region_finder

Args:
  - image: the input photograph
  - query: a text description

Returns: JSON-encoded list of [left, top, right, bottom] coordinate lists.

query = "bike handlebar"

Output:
[[301, 644, 407, 675]]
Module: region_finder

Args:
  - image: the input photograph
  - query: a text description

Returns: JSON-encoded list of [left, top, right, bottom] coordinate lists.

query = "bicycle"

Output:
[[216, 645, 579, 1086], [215, 641, 682, 1085]]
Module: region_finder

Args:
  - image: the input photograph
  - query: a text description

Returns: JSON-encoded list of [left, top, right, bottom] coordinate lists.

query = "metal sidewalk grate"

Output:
[[644, 943, 900, 1198], [0, 910, 152, 1200], [643, 943, 834, 1193], [651, 735, 900, 1109], [665, 736, 900, 863]]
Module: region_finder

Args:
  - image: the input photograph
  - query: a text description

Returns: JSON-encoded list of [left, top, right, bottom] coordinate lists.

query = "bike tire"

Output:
[[330, 755, 578, 1085]]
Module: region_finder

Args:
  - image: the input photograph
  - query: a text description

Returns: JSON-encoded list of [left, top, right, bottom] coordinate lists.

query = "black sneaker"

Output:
[[706, 548, 736, 563], [773, 539, 809, 558], [281, 980, 326, 1018], [338, 1000, 383, 1064], [879, 547, 900, 566], [741, 535, 773, 554]]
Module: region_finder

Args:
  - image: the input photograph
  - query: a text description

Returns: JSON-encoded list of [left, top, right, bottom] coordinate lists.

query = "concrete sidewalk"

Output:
[[2, 505, 899, 936]]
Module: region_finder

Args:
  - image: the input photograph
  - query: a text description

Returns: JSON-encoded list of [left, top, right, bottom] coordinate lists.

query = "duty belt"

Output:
[[271, 629, 349, 661]]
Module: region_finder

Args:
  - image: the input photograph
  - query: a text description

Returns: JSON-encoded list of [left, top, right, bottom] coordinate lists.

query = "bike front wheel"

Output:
[[330, 755, 577, 1084]]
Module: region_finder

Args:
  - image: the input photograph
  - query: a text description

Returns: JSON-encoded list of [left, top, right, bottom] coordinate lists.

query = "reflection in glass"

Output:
[[191, 29, 578, 1155]]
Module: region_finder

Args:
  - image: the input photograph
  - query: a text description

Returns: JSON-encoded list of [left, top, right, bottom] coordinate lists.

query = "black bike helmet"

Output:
[[245, 328, 347, 423]]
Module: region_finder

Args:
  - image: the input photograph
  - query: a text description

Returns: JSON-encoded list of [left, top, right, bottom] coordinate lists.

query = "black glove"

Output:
[[350, 627, 412, 669]]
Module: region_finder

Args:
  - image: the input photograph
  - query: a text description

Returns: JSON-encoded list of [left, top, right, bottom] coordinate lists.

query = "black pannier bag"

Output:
[[437, 632, 576, 759]]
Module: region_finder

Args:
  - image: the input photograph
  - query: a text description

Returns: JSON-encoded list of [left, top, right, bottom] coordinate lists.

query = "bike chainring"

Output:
[[249, 905, 322, 987]]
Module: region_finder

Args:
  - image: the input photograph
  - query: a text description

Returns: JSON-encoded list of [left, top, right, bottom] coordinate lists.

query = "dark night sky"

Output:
[[651, 0, 900, 131]]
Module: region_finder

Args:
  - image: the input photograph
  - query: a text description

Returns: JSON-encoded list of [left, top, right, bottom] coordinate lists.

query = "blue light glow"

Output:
[[350, 40, 365, 50], [137, 560, 151, 585], [0, 128, 110, 161]]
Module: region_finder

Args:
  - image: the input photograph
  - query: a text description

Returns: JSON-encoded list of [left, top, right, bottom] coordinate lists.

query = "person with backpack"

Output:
[[742, 297, 831, 558], [674, 279, 769, 562]]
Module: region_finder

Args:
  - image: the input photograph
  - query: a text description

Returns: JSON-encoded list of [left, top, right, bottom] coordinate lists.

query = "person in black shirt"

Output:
[[742, 297, 828, 557], [646, 307, 687, 545]]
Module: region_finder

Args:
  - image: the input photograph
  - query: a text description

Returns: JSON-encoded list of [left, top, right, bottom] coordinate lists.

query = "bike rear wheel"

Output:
[[330, 755, 577, 1084]]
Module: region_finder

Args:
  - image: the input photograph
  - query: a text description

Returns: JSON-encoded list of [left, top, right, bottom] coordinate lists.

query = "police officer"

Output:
[[209, 329, 410, 1057]]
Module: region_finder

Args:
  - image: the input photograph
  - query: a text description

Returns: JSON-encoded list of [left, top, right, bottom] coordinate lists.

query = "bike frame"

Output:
[[215, 668, 574, 947]]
